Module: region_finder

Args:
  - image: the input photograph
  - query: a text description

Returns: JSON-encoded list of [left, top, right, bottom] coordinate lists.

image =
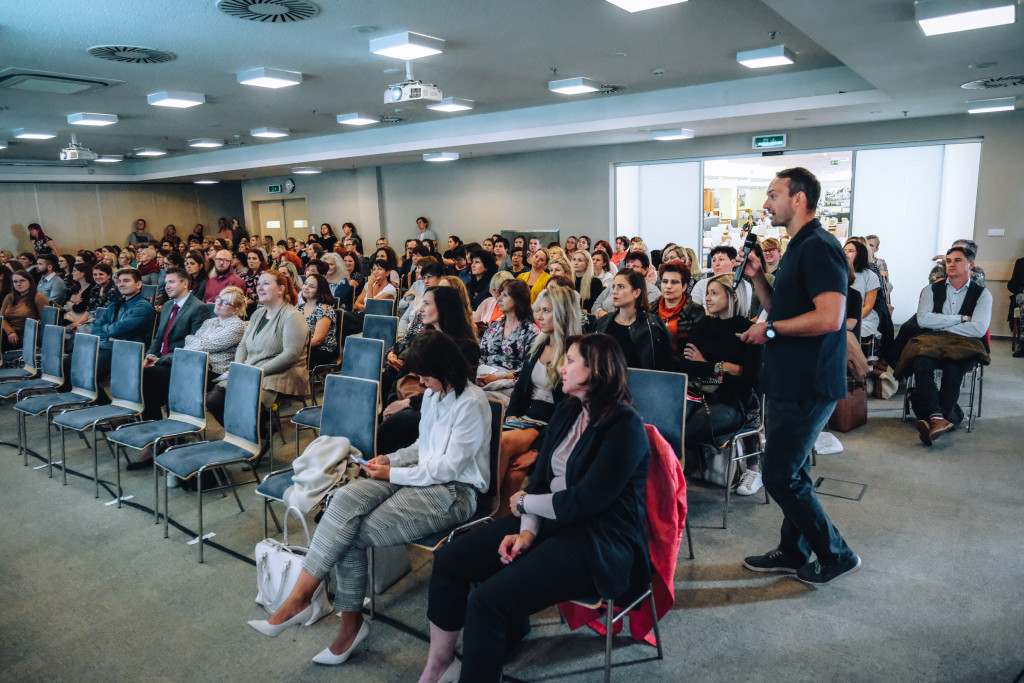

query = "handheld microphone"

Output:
[[733, 232, 759, 290]]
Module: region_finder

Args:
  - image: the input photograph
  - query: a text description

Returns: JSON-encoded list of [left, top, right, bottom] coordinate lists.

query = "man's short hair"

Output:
[[36, 253, 58, 269], [952, 239, 978, 260], [762, 237, 781, 251], [118, 268, 142, 283], [416, 216, 429, 227], [494, 236, 509, 250], [164, 267, 191, 286], [709, 245, 738, 261], [622, 251, 650, 270], [776, 166, 821, 211], [946, 245, 973, 261]]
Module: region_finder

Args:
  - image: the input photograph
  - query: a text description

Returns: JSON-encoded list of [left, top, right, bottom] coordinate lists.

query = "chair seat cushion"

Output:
[[291, 406, 322, 429], [107, 419, 202, 449], [0, 367, 33, 381], [255, 471, 295, 502], [1, 350, 27, 362], [155, 441, 254, 479], [53, 405, 140, 431], [0, 379, 58, 399], [15, 392, 94, 416]]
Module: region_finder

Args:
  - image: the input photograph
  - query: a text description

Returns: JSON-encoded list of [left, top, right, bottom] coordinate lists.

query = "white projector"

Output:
[[384, 81, 443, 104], [60, 145, 98, 161]]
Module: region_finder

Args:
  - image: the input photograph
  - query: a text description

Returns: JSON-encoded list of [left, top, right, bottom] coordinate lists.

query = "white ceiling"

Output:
[[0, 0, 1021, 181]]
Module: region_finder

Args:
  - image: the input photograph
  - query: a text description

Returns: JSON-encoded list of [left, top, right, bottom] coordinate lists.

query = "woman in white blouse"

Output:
[[248, 330, 492, 667]]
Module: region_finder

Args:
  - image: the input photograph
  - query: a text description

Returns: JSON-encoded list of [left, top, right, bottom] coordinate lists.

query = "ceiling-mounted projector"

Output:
[[60, 143, 98, 161], [385, 80, 443, 104]]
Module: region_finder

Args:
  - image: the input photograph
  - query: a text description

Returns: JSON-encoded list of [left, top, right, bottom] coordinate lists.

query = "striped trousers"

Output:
[[302, 478, 477, 612]]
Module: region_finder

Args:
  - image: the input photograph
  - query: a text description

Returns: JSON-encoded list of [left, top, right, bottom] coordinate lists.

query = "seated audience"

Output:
[[419, 333, 650, 683], [508, 247, 528, 278], [593, 269, 672, 370], [477, 279, 538, 394], [248, 331, 491, 667], [690, 245, 751, 316], [299, 273, 340, 367], [1, 270, 48, 348], [568, 249, 604, 313], [517, 247, 550, 304], [35, 254, 67, 304], [845, 239, 881, 344], [203, 249, 246, 304], [353, 259, 397, 311], [493, 237, 511, 271], [399, 261, 445, 337], [591, 251, 660, 317], [762, 238, 782, 275], [472, 270, 513, 328], [91, 269, 158, 384], [591, 249, 615, 289], [242, 250, 269, 312], [137, 246, 161, 286], [656, 260, 706, 354], [466, 250, 499, 311]]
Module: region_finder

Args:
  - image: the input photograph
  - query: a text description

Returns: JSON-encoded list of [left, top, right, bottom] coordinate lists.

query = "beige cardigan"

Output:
[[235, 303, 310, 397]]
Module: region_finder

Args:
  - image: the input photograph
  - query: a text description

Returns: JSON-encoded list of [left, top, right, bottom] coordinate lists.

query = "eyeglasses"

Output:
[[214, 297, 234, 307], [213, 258, 231, 263]]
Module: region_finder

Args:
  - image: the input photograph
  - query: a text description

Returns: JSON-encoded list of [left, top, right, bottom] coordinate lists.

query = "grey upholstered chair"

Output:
[[0, 318, 40, 381], [364, 297, 395, 317], [362, 314, 399, 353], [2, 323, 65, 465]]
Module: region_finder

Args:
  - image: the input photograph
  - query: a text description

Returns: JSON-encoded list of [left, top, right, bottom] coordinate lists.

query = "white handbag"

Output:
[[254, 506, 333, 624]]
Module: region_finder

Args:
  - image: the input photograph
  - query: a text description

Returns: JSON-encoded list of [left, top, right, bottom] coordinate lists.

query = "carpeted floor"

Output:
[[0, 341, 1021, 682]]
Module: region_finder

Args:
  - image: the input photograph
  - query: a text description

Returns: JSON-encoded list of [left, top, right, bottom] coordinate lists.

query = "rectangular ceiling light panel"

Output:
[[237, 67, 303, 88], [916, 0, 1016, 35], [13, 128, 56, 139], [605, 0, 687, 11], [427, 97, 475, 112], [189, 138, 225, 148], [250, 127, 290, 138], [967, 96, 1016, 113], [651, 128, 694, 140], [423, 152, 459, 162], [135, 147, 167, 156], [737, 45, 796, 68], [67, 112, 118, 126], [370, 31, 445, 60], [337, 113, 378, 126], [147, 91, 205, 108], [549, 77, 600, 94]]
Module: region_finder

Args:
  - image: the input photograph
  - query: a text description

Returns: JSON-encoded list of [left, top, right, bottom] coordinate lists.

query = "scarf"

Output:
[[658, 296, 686, 353]]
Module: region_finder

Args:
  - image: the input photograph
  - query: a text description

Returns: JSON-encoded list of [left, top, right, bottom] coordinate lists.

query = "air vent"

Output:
[[379, 116, 406, 124], [596, 84, 628, 95], [0, 68, 123, 95], [961, 75, 1024, 90], [88, 46, 177, 64], [224, 138, 249, 147], [216, 0, 320, 22]]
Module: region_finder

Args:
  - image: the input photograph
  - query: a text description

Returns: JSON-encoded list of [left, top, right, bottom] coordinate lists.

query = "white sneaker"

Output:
[[736, 470, 763, 496]]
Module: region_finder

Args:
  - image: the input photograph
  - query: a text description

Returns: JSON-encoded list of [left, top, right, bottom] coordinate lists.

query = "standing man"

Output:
[[127, 218, 156, 248], [415, 216, 437, 243], [203, 249, 246, 303], [738, 167, 861, 585], [35, 254, 67, 304]]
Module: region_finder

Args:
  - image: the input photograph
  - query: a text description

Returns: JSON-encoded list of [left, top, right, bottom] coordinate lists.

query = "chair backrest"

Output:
[[20, 319, 39, 371], [339, 336, 385, 381], [207, 302, 216, 316], [167, 348, 209, 427], [320, 374, 379, 458], [478, 398, 506, 516], [627, 368, 687, 460], [69, 333, 100, 397], [140, 284, 158, 303], [362, 314, 398, 351], [333, 282, 354, 311], [223, 362, 263, 454], [110, 340, 145, 409], [41, 305, 60, 327], [364, 297, 395, 318], [39, 324, 66, 383]]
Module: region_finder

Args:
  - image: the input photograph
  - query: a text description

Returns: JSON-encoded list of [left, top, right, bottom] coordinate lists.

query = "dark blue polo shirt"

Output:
[[760, 218, 848, 401]]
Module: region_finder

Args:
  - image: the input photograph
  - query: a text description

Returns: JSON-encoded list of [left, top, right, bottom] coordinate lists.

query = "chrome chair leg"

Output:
[[604, 598, 614, 683], [648, 589, 663, 661]]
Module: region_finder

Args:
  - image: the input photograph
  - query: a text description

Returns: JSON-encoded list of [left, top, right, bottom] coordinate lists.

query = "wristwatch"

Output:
[[765, 321, 777, 339], [714, 361, 724, 376], [516, 493, 527, 515]]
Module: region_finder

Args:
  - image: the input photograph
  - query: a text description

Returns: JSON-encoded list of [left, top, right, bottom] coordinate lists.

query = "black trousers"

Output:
[[428, 515, 597, 683], [910, 355, 974, 424], [142, 363, 172, 420]]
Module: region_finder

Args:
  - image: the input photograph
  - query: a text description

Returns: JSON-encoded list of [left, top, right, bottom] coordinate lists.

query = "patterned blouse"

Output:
[[303, 304, 338, 354], [242, 270, 261, 301], [86, 284, 118, 314], [479, 317, 539, 375], [33, 235, 54, 255], [182, 315, 247, 375]]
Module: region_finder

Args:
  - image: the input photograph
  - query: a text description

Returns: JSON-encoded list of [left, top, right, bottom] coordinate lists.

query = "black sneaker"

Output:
[[743, 548, 803, 574], [796, 554, 862, 586]]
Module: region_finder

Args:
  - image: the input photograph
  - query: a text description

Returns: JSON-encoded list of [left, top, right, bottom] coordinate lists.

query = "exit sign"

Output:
[[752, 134, 787, 150], [830, 159, 840, 166], [268, 184, 282, 194]]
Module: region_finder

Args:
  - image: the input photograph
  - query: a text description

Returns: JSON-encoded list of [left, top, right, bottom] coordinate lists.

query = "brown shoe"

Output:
[[928, 417, 954, 442], [916, 420, 934, 446]]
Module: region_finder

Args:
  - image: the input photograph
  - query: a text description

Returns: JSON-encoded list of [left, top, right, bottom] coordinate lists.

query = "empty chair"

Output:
[[1, 323, 65, 466], [107, 349, 209, 511], [0, 318, 39, 382], [362, 314, 399, 352], [140, 284, 158, 303], [14, 333, 100, 480], [41, 305, 61, 328], [364, 297, 395, 318], [53, 340, 145, 499], [155, 362, 265, 563]]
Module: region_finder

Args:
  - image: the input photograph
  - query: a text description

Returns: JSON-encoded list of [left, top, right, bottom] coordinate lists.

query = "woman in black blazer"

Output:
[[419, 333, 651, 683]]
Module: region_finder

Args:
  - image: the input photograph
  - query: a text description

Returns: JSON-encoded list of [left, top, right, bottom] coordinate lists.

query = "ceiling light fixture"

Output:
[[737, 45, 796, 68], [189, 138, 225, 148], [250, 126, 290, 138], [0, 140, 7, 149], [427, 97, 475, 112], [147, 91, 205, 108], [134, 147, 167, 157], [94, 155, 123, 163], [651, 128, 694, 141], [916, 0, 1016, 36], [237, 67, 303, 89], [194, 179, 219, 184], [337, 113, 378, 126], [67, 112, 118, 126], [292, 166, 322, 174], [13, 128, 56, 140], [967, 96, 1016, 113], [423, 152, 459, 162], [548, 77, 601, 95], [604, 0, 687, 12], [370, 31, 445, 60]]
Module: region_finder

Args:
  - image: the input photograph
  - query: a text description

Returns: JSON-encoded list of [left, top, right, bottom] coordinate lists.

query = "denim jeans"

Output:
[[762, 397, 855, 565]]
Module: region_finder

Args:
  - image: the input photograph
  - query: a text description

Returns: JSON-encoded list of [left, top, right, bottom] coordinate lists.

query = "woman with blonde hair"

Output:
[[547, 245, 568, 264], [569, 249, 603, 312], [472, 270, 514, 326], [546, 255, 572, 281]]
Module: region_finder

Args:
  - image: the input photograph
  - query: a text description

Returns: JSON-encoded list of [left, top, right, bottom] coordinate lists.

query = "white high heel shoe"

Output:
[[247, 603, 314, 637], [311, 621, 370, 665]]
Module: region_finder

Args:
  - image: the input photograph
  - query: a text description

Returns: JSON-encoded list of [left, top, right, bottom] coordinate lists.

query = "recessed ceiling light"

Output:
[[237, 67, 303, 89], [427, 97, 475, 112], [292, 166, 322, 174], [737, 45, 796, 68], [967, 96, 1016, 113], [94, 155, 123, 163], [147, 91, 205, 108], [67, 112, 118, 126], [250, 126, 290, 138], [651, 128, 694, 141], [916, 0, 1016, 36], [370, 31, 445, 60], [134, 147, 167, 157], [337, 113, 378, 126], [194, 179, 219, 184], [189, 138, 225, 148], [548, 77, 601, 95], [13, 128, 56, 140], [605, 0, 687, 12], [423, 152, 459, 162], [0, 140, 7, 149]]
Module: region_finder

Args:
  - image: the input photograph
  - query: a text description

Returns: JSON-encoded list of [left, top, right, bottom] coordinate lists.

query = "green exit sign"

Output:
[[752, 134, 787, 150], [830, 159, 840, 166], [268, 184, 282, 194]]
